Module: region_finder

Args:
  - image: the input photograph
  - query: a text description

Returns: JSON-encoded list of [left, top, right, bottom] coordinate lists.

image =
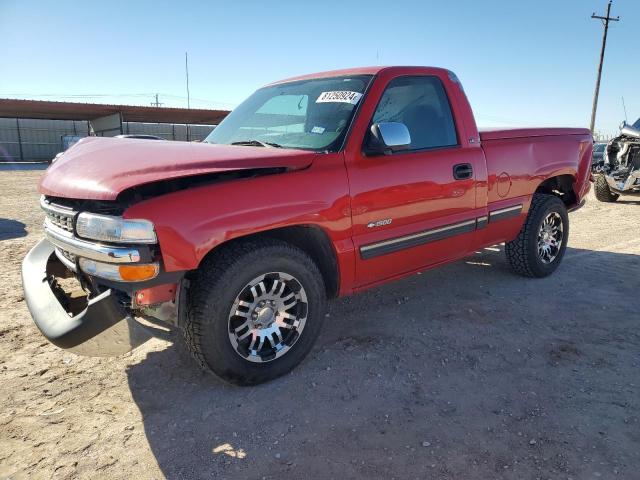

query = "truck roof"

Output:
[[266, 66, 453, 86]]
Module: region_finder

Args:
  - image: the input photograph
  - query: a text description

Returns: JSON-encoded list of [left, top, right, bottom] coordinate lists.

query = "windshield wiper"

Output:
[[230, 140, 283, 148]]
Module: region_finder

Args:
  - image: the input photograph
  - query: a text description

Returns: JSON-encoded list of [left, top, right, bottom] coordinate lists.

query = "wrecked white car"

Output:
[[592, 118, 640, 201]]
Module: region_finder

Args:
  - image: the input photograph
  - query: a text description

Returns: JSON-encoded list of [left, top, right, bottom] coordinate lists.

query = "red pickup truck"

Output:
[[22, 66, 592, 385]]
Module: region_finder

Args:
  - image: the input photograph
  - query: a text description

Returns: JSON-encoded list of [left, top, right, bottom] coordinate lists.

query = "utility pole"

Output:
[[185, 52, 191, 141], [150, 93, 163, 107], [589, 1, 619, 134]]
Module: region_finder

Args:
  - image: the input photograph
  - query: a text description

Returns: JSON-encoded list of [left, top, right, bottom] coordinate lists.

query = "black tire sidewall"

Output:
[[193, 246, 326, 385], [526, 197, 569, 277], [594, 175, 619, 202]]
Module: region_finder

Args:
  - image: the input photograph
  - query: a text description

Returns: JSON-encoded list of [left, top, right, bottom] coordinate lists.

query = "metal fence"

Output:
[[122, 122, 214, 142], [0, 118, 215, 162]]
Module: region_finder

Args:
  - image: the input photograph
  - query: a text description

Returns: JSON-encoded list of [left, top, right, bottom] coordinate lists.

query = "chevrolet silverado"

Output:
[[22, 66, 592, 385]]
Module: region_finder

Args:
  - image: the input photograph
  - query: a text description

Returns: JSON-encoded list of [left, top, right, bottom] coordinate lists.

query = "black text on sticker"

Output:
[[316, 91, 363, 105]]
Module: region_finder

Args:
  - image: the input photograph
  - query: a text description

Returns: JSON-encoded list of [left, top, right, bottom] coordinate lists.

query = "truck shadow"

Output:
[[126, 245, 640, 479], [616, 199, 640, 205], [0, 218, 27, 240]]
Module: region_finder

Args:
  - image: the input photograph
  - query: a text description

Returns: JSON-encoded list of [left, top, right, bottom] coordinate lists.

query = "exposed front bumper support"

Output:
[[21, 239, 153, 356], [604, 171, 640, 194]]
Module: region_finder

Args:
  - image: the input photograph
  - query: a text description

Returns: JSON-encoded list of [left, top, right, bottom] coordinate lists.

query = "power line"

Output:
[[2, 92, 235, 105], [0, 93, 155, 98], [0, 92, 237, 109], [590, 0, 619, 134]]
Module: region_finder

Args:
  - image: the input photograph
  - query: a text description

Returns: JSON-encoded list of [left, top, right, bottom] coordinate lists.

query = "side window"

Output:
[[372, 76, 458, 151]]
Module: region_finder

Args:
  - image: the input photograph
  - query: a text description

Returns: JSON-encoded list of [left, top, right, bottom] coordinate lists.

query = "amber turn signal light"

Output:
[[118, 264, 159, 282]]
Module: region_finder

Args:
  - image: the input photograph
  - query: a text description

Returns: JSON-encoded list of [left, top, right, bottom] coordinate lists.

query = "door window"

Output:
[[372, 76, 458, 151]]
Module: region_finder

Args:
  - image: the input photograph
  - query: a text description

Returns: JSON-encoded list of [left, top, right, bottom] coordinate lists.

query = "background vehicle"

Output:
[[592, 118, 640, 202], [22, 66, 592, 385], [592, 142, 607, 164]]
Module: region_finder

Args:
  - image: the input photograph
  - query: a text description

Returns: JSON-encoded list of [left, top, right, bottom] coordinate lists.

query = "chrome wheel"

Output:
[[228, 272, 308, 363], [537, 212, 563, 264]]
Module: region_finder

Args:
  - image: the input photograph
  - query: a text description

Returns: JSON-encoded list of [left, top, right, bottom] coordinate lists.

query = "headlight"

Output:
[[79, 258, 159, 282], [76, 213, 157, 243]]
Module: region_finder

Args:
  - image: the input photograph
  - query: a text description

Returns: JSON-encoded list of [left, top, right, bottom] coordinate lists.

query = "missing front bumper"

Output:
[[21, 239, 153, 357]]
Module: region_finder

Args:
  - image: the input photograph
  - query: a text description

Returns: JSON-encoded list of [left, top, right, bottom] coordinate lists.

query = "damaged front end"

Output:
[[592, 119, 640, 196], [22, 196, 184, 357]]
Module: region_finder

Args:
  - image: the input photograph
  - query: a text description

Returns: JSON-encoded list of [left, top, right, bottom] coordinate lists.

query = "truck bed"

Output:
[[480, 127, 591, 141]]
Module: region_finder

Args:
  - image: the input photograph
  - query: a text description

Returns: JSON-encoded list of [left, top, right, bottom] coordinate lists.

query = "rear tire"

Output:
[[182, 238, 326, 385], [505, 194, 569, 278], [593, 174, 619, 202]]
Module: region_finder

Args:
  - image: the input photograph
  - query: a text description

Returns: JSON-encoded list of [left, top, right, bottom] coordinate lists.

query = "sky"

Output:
[[0, 0, 637, 136]]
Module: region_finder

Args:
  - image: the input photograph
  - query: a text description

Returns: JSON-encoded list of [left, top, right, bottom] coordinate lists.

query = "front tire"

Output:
[[593, 174, 619, 202], [505, 194, 569, 278], [183, 239, 326, 385]]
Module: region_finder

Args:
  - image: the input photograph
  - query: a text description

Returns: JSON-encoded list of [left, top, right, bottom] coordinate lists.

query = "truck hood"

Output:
[[39, 137, 316, 200]]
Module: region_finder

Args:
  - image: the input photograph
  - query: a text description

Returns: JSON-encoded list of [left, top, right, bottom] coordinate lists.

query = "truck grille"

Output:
[[41, 197, 77, 233]]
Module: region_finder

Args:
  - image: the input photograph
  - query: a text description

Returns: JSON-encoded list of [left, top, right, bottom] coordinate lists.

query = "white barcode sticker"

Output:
[[316, 91, 363, 105]]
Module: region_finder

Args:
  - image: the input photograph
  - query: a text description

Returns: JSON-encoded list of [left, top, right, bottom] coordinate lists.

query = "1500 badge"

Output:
[[367, 219, 393, 228]]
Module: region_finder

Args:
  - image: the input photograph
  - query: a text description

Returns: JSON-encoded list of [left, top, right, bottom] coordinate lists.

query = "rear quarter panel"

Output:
[[476, 132, 592, 246], [482, 133, 592, 204]]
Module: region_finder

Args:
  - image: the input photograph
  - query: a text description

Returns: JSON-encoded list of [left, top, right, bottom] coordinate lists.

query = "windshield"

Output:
[[633, 118, 640, 129], [205, 75, 372, 151]]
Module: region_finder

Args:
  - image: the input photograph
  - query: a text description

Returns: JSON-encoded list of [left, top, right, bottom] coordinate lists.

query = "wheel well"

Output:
[[535, 174, 576, 207], [197, 226, 340, 298]]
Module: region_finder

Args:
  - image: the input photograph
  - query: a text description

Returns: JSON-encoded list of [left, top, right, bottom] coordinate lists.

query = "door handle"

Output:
[[453, 163, 473, 180]]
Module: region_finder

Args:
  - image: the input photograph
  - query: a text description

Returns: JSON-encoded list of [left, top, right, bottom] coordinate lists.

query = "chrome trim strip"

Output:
[[359, 204, 524, 260], [488, 204, 523, 222], [360, 219, 477, 253], [490, 205, 522, 216], [40, 195, 76, 216], [360, 219, 478, 259], [44, 220, 141, 264]]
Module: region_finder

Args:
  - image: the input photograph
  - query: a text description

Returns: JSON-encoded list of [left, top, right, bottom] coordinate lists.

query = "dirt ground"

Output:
[[1, 169, 639, 480]]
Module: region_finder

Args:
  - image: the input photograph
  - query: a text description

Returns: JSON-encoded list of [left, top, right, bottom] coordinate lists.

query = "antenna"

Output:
[[621, 96, 628, 123]]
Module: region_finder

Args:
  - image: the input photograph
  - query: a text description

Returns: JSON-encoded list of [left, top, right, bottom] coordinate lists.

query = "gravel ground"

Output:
[[1, 170, 639, 480]]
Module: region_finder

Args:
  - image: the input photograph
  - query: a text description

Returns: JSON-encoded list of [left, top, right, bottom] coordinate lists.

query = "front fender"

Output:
[[124, 155, 352, 272]]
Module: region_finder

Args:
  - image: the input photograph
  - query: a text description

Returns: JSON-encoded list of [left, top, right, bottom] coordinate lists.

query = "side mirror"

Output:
[[366, 122, 411, 155]]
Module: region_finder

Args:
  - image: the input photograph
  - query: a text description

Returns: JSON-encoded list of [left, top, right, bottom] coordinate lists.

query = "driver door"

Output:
[[346, 74, 483, 288]]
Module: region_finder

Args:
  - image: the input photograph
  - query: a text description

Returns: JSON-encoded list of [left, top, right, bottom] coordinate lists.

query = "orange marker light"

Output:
[[118, 264, 159, 282]]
